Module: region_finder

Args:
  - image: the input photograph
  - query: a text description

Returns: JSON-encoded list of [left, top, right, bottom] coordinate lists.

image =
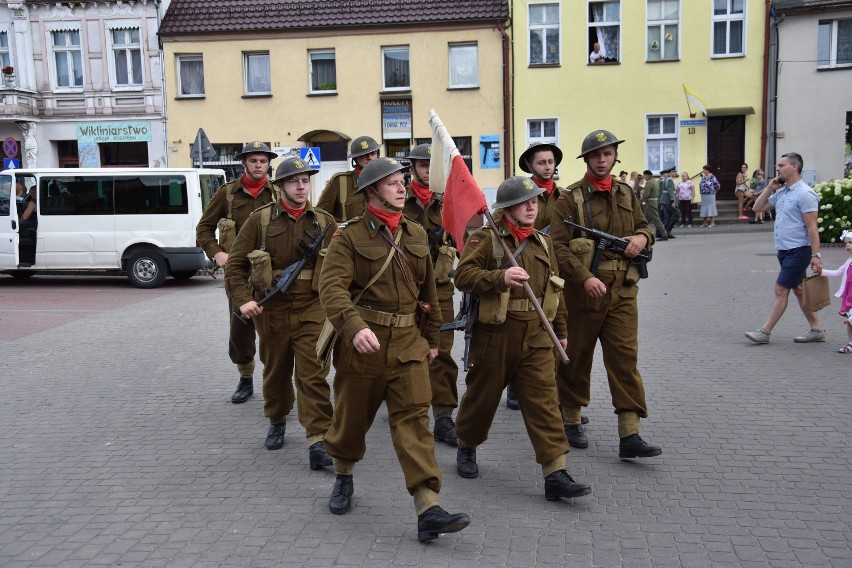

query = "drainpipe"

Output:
[[760, 1, 771, 171], [498, 17, 513, 180], [766, 7, 785, 174], [155, 0, 169, 167]]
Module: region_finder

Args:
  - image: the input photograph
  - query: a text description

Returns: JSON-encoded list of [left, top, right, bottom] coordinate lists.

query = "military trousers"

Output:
[[556, 269, 648, 417], [255, 295, 333, 439], [455, 317, 569, 465], [227, 293, 257, 367], [323, 323, 442, 496], [430, 282, 459, 413], [642, 203, 667, 239]]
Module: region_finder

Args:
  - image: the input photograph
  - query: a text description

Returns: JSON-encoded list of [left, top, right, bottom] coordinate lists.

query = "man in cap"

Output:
[[319, 157, 470, 542], [403, 143, 460, 446], [549, 130, 662, 460], [453, 176, 591, 502], [316, 135, 380, 222], [197, 141, 277, 404], [641, 169, 668, 241], [224, 157, 336, 464], [658, 167, 679, 239]]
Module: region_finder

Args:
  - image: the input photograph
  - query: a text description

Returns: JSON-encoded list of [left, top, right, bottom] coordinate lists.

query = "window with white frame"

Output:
[[244, 52, 271, 95], [52, 30, 84, 88], [382, 46, 410, 90], [588, 1, 620, 63], [309, 50, 336, 93], [646, 115, 678, 173], [177, 54, 205, 97], [109, 27, 143, 86], [449, 43, 478, 88], [528, 118, 558, 146], [529, 3, 560, 65], [647, 0, 679, 62], [0, 31, 10, 71], [817, 19, 852, 69], [712, 0, 745, 56]]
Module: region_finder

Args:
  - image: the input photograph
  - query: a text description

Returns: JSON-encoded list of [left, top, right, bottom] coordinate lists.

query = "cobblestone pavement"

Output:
[[1, 231, 850, 567]]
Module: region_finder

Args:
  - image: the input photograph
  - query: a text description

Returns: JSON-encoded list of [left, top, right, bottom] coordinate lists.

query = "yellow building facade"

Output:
[[511, 0, 768, 193]]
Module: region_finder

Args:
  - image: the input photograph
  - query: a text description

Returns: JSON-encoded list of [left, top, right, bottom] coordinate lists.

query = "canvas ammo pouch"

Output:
[[316, 319, 337, 367], [542, 274, 565, 320], [434, 244, 457, 285], [624, 263, 641, 287], [247, 249, 273, 292], [477, 291, 509, 325], [569, 238, 596, 272], [217, 218, 236, 253]]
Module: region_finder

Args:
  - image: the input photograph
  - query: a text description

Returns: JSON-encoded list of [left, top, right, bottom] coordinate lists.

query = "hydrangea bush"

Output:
[[815, 176, 852, 243]]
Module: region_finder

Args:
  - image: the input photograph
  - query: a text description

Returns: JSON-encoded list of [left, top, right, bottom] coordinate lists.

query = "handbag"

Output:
[[801, 275, 830, 312]]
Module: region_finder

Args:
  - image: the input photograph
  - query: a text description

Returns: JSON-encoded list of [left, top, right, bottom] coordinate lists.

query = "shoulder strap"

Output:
[[339, 174, 350, 220], [225, 184, 235, 219], [571, 186, 586, 226], [258, 206, 272, 251]]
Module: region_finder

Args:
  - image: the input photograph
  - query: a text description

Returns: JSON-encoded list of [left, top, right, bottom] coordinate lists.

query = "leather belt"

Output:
[[507, 297, 543, 312], [597, 259, 629, 271], [356, 306, 417, 327], [296, 269, 313, 281]]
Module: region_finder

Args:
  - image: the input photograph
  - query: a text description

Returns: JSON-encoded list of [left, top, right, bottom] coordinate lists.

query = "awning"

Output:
[[297, 130, 350, 143], [706, 106, 755, 117]]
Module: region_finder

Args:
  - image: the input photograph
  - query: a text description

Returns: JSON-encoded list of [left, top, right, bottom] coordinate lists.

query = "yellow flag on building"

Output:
[[682, 85, 708, 117]]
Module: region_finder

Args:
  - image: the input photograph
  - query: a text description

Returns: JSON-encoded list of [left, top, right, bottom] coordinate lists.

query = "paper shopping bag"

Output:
[[801, 275, 830, 312]]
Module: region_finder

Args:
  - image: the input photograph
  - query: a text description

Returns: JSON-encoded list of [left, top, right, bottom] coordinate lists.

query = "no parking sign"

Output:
[[3, 137, 19, 159]]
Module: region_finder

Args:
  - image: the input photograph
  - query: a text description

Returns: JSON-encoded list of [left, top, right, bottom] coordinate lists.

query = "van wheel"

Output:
[[9, 271, 34, 280], [127, 250, 167, 289], [171, 271, 196, 281]]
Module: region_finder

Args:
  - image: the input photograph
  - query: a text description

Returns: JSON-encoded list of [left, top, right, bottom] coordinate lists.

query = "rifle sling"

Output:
[[379, 227, 423, 305]]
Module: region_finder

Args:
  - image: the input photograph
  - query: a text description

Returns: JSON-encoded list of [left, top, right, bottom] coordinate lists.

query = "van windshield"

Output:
[[0, 174, 11, 216]]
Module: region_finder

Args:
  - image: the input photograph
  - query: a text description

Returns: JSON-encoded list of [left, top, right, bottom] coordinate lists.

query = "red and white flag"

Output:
[[428, 109, 487, 253]]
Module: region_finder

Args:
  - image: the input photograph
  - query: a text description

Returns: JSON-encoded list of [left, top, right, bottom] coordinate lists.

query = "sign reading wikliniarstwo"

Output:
[[77, 121, 152, 143]]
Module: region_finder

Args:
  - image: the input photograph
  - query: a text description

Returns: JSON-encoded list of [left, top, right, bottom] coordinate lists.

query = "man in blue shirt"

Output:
[[745, 152, 824, 344]]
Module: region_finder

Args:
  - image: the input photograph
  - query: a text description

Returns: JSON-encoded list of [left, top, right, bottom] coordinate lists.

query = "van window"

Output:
[[114, 175, 188, 214], [0, 175, 11, 216], [40, 177, 113, 215], [199, 173, 223, 211]]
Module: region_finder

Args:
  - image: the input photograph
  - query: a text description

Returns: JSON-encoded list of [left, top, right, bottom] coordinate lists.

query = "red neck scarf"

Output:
[[367, 204, 402, 234], [241, 174, 268, 198], [280, 198, 306, 221], [531, 176, 555, 196], [503, 213, 534, 243], [585, 172, 613, 192], [409, 179, 433, 206]]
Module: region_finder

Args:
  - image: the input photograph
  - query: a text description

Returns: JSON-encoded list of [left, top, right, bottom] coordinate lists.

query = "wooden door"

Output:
[[707, 116, 745, 200]]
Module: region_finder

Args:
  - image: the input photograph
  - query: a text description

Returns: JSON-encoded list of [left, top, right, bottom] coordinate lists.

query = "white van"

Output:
[[0, 168, 226, 288]]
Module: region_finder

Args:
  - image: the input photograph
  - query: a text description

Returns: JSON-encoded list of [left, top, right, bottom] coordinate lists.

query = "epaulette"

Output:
[[332, 217, 358, 238]]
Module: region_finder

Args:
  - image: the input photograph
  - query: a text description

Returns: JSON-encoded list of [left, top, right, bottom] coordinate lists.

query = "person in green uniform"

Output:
[[196, 141, 277, 405], [316, 135, 380, 222], [549, 130, 663, 459], [319, 157, 470, 542], [641, 169, 667, 241], [453, 176, 591, 501]]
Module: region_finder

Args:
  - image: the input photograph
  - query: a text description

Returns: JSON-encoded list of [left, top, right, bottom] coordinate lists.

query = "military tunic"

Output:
[[453, 222, 570, 464], [319, 210, 443, 496], [640, 176, 666, 237], [225, 202, 336, 440], [316, 170, 364, 222], [534, 185, 565, 231], [549, 178, 655, 424], [196, 179, 276, 370]]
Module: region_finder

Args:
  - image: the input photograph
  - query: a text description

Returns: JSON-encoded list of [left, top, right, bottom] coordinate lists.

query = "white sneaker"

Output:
[[687, 224, 692, 228], [793, 329, 826, 343], [745, 328, 771, 344]]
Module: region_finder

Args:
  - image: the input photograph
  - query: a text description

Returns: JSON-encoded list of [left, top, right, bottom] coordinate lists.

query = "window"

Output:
[[114, 176, 188, 215], [244, 52, 271, 95], [818, 19, 852, 69], [382, 46, 410, 90], [712, 0, 745, 56], [109, 27, 143, 86], [527, 118, 558, 147], [589, 1, 620, 63], [176, 54, 205, 97], [449, 43, 478, 88], [529, 3, 560, 65], [0, 31, 10, 70], [52, 30, 84, 88], [647, 0, 679, 62], [40, 177, 113, 215], [309, 50, 336, 93], [646, 115, 678, 173], [0, 174, 11, 216]]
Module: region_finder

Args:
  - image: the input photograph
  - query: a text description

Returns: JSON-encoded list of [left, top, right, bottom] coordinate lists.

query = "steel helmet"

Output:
[[493, 176, 546, 210], [354, 157, 406, 194], [408, 143, 432, 162], [518, 142, 563, 173], [236, 141, 278, 161], [272, 156, 318, 184], [576, 130, 625, 159], [348, 136, 381, 160]]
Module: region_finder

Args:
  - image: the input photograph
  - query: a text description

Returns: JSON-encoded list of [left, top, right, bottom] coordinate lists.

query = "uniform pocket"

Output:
[[470, 329, 501, 364], [217, 218, 236, 252], [353, 244, 389, 283]]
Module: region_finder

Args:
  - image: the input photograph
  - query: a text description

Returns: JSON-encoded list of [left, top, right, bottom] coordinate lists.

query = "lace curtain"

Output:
[[592, 3, 620, 61]]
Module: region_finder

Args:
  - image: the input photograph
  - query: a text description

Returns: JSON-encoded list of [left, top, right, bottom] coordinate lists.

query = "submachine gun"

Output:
[[439, 277, 478, 371], [562, 217, 653, 279]]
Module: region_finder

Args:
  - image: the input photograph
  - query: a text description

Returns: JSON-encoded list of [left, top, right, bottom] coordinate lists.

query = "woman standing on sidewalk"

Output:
[[699, 165, 720, 227], [735, 163, 750, 220], [676, 171, 695, 227]]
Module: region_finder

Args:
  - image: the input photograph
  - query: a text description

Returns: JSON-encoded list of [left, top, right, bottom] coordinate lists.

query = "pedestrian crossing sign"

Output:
[[299, 147, 321, 169]]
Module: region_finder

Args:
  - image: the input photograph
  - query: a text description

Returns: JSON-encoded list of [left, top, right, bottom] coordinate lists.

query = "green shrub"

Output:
[[815, 176, 852, 243]]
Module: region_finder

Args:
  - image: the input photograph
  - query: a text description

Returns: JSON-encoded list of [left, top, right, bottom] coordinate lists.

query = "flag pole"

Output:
[[682, 84, 696, 118], [482, 209, 569, 364]]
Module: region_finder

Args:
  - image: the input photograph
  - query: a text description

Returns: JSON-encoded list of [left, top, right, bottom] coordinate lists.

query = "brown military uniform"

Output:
[[453, 221, 570, 465], [403, 191, 458, 417], [316, 170, 364, 222], [549, 178, 655, 435], [641, 176, 666, 238], [225, 202, 336, 440], [534, 185, 565, 231], [196, 178, 276, 372], [319, 209, 443, 501]]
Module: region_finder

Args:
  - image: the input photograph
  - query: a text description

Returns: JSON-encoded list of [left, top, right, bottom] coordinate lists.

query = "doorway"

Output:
[[707, 116, 745, 200]]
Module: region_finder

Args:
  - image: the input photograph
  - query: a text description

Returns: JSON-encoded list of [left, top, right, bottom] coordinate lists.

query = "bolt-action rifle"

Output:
[[562, 217, 653, 279], [439, 285, 478, 371]]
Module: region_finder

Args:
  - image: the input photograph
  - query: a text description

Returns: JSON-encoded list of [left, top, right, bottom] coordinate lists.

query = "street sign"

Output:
[[194, 128, 217, 161], [3, 158, 19, 170], [3, 137, 19, 159], [680, 119, 707, 127], [300, 147, 321, 169]]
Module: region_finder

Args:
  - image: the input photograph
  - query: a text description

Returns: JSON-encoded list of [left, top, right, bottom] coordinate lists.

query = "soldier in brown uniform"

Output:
[[319, 157, 470, 542], [453, 176, 591, 501], [549, 130, 662, 459], [225, 157, 335, 466], [402, 143, 459, 446], [196, 141, 277, 404], [315, 135, 380, 222]]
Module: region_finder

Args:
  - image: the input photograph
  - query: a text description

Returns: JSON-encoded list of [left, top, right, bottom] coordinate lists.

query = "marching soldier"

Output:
[[403, 143, 459, 446], [224, 157, 336, 466], [452, 176, 591, 501], [549, 130, 662, 459], [316, 135, 380, 221], [196, 141, 277, 404], [319, 157, 470, 542]]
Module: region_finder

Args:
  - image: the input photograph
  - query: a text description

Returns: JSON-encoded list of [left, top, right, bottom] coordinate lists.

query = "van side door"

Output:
[[0, 174, 19, 269]]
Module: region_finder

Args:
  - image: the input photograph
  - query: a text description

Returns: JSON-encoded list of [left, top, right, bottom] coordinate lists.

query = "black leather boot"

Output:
[[544, 469, 592, 501], [264, 422, 286, 450], [619, 434, 662, 459], [433, 417, 457, 446], [581, 415, 589, 424], [565, 425, 589, 449], [328, 474, 354, 515], [308, 441, 332, 470], [231, 377, 253, 404], [456, 446, 478, 478], [416, 506, 470, 542], [505, 384, 519, 410]]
